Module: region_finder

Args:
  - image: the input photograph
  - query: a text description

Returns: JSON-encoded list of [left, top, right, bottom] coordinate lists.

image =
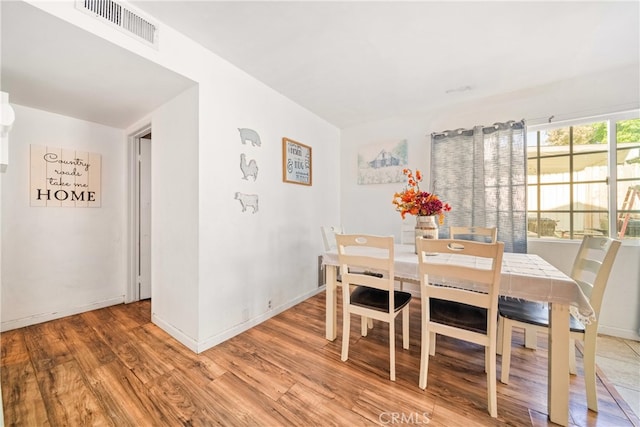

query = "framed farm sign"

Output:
[[282, 137, 312, 186], [30, 145, 102, 207]]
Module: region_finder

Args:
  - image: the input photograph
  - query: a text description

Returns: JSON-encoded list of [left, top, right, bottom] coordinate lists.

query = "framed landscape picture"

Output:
[[357, 139, 408, 185]]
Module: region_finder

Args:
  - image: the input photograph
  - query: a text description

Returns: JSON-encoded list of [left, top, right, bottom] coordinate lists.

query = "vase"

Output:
[[415, 215, 438, 253]]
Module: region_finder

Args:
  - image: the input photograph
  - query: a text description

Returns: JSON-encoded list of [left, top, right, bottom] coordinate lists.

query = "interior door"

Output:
[[138, 135, 152, 299]]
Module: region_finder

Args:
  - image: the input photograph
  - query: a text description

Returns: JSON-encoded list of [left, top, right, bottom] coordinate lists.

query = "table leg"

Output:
[[548, 302, 570, 426], [325, 265, 337, 341]]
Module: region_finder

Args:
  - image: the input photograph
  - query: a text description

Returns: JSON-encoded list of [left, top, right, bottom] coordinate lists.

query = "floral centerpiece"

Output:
[[392, 168, 451, 224]]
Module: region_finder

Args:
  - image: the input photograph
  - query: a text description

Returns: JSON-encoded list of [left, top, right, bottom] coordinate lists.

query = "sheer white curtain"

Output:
[[430, 120, 527, 253]]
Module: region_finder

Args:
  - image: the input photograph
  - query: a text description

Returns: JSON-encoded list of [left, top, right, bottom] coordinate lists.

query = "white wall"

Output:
[[147, 86, 201, 347], [1, 104, 127, 330], [0, 107, 4, 425], [340, 64, 640, 340], [14, 1, 635, 348], [1, 6, 8, 418], [19, 1, 341, 352], [198, 74, 340, 349], [0, 144, 3, 423]]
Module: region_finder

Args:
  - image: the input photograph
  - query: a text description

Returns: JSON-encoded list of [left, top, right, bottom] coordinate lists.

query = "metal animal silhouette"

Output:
[[234, 192, 259, 213], [240, 153, 258, 181], [238, 128, 261, 147]]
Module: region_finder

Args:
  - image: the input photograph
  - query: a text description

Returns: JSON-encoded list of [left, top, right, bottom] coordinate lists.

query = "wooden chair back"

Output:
[[336, 234, 394, 293], [570, 235, 621, 317], [400, 220, 415, 244], [449, 226, 497, 243], [418, 239, 504, 318], [321, 225, 344, 251]]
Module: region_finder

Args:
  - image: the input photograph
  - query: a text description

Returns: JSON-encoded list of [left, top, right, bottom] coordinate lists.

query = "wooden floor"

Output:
[[2, 292, 639, 426]]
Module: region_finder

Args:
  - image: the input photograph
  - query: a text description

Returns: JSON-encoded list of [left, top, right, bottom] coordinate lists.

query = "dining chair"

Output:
[[498, 235, 621, 412], [423, 226, 500, 357], [321, 225, 345, 251], [320, 225, 344, 288], [397, 220, 418, 290], [449, 226, 497, 243], [417, 238, 504, 418], [322, 225, 382, 330], [336, 234, 412, 381], [446, 225, 540, 354], [400, 220, 415, 245]]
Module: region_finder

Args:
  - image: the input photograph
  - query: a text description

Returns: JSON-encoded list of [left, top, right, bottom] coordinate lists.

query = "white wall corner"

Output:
[[0, 91, 16, 172]]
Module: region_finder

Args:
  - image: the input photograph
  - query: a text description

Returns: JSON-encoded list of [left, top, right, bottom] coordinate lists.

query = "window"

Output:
[[527, 112, 640, 240]]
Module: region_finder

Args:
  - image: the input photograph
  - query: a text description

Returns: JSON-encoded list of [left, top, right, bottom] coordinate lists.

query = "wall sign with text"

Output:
[[282, 137, 312, 186], [30, 145, 102, 207]]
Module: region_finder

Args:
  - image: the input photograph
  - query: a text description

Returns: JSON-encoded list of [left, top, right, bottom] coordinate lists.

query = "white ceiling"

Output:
[[2, 1, 639, 129], [1, 1, 196, 128]]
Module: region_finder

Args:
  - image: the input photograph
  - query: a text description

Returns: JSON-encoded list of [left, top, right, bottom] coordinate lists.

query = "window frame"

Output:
[[527, 110, 640, 240]]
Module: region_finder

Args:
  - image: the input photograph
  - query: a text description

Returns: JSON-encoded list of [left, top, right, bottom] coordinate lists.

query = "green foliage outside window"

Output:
[[545, 119, 640, 146], [617, 119, 640, 143]]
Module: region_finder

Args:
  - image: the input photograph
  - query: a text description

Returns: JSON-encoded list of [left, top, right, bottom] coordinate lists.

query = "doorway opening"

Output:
[[129, 126, 152, 302]]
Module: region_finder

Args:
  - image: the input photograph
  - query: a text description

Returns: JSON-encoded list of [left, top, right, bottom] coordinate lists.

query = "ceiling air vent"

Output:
[[76, 0, 159, 48]]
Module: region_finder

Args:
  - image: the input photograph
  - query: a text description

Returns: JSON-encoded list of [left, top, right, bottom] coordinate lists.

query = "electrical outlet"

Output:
[[268, 299, 272, 309]]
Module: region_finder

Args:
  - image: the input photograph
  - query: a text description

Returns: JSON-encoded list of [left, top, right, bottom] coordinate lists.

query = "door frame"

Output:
[[127, 124, 152, 303]]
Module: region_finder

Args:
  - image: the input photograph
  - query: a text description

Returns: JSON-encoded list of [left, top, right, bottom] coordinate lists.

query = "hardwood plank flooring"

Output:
[[2, 293, 638, 426]]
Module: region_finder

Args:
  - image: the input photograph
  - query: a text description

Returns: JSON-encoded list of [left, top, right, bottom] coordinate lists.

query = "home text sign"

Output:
[[30, 145, 102, 207], [282, 137, 312, 186]]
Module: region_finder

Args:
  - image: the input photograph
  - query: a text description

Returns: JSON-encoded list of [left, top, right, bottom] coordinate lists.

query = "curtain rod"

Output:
[[430, 104, 639, 138], [526, 105, 639, 127], [430, 119, 525, 138]]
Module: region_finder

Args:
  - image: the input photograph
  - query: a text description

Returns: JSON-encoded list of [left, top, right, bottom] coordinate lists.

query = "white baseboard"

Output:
[[598, 325, 640, 341], [151, 313, 199, 353], [194, 287, 324, 353], [0, 296, 125, 332]]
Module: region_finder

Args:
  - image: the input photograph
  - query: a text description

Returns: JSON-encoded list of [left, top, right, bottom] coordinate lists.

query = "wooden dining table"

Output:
[[322, 243, 595, 427]]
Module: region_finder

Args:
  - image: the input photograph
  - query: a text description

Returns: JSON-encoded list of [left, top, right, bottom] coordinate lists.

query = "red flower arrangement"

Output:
[[392, 168, 451, 223]]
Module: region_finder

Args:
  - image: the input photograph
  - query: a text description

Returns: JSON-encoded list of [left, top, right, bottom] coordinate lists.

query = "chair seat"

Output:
[[498, 297, 585, 333], [430, 299, 488, 334], [351, 287, 412, 312]]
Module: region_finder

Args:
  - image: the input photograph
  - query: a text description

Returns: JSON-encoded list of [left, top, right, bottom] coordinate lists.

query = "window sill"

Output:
[[527, 237, 640, 247]]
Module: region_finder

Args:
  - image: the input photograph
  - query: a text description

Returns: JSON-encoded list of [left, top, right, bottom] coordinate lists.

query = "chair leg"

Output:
[[496, 316, 504, 356], [419, 297, 429, 389], [361, 316, 368, 336], [500, 318, 513, 384], [484, 347, 489, 373], [429, 332, 436, 356], [389, 319, 396, 381], [487, 342, 498, 418], [402, 307, 410, 350], [341, 312, 350, 362], [583, 330, 598, 412], [569, 338, 577, 375], [341, 284, 351, 362]]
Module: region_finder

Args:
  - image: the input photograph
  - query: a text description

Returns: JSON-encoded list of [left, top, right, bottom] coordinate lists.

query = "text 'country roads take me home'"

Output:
[[30, 145, 102, 207]]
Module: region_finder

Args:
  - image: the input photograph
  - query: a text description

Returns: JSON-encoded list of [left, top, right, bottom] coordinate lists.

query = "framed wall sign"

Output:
[[282, 137, 312, 186], [30, 145, 102, 207]]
